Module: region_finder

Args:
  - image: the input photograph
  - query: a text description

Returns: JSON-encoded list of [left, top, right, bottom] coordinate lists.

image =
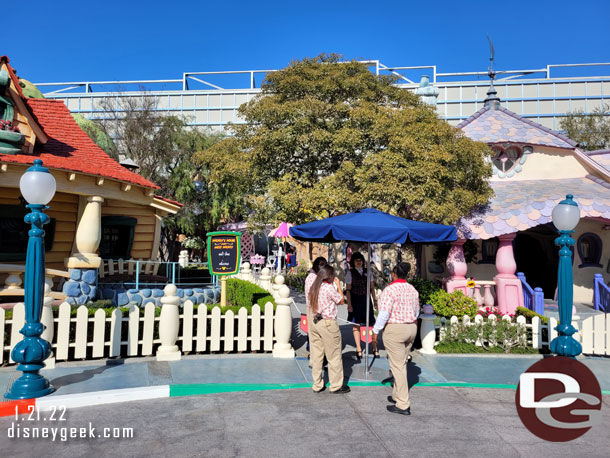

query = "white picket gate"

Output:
[[1, 300, 276, 365]]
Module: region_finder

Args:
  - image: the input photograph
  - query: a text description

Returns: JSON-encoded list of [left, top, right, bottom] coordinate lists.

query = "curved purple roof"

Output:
[[458, 106, 577, 149]]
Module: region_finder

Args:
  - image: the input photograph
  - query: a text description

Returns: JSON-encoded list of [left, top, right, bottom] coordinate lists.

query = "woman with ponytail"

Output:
[[308, 265, 350, 394]]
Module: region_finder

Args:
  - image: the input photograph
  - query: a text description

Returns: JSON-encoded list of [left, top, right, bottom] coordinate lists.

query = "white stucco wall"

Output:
[[489, 146, 589, 183], [572, 218, 610, 304]]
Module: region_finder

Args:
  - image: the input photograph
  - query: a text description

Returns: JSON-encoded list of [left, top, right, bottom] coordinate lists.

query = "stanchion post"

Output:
[[221, 276, 227, 307]]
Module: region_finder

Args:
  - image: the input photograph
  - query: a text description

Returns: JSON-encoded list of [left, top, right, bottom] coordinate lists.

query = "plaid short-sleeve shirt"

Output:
[[378, 280, 419, 324], [305, 272, 317, 306], [314, 281, 342, 320]]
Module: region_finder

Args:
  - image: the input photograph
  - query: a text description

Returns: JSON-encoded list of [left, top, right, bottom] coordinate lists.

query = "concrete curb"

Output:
[[3, 382, 609, 418]]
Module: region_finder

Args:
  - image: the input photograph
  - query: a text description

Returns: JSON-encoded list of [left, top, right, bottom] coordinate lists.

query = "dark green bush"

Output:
[[429, 290, 479, 318], [226, 278, 276, 310], [407, 277, 442, 306]]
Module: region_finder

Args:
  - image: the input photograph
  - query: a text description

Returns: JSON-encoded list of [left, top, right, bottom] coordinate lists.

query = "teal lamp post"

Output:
[[550, 194, 582, 358], [5, 159, 56, 399]]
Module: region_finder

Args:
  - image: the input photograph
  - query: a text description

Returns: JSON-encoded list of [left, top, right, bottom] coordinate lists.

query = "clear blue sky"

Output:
[[4, 0, 610, 86]]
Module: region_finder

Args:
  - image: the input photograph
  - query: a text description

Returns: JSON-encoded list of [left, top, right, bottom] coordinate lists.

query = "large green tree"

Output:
[[560, 105, 610, 151], [200, 54, 493, 226]]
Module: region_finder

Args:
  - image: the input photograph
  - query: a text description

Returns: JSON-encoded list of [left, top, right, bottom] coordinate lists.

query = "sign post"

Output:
[[206, 231, 241, 307]]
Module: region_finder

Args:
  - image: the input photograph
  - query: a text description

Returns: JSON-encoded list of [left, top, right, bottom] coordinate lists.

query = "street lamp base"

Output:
[[550, 335, 583, 359], [5, 373, 54, 400]]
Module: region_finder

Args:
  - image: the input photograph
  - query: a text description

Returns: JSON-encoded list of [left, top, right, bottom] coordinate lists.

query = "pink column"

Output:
[[445, 239, 468, 294], [493, 233, 524, 315]]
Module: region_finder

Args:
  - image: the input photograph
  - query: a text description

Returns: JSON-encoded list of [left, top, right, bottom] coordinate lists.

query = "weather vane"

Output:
[[487, 35, 496, 81]]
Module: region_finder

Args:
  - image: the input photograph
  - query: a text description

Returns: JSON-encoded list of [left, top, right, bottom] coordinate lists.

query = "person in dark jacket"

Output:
[[345, 252, 378, 358]]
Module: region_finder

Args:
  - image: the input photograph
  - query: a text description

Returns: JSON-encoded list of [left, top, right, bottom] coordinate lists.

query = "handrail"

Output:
[[517, 272, 545, 315], [100, 259, 218, 289], [0, 264, 70, 278], [35, 61, 610, 93], [593, 273, 610, 313]]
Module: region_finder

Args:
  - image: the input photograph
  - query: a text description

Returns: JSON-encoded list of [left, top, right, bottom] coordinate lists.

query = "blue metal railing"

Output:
[[100, 260, 218, 290], [593, 273, 610, 313], [517, 272, 545, 315]]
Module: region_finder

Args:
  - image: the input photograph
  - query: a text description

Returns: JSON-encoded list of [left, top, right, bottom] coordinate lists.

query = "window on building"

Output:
[[481, 237, 499, 264], [99, 216, 137, 260], [577, 233, 602, 268], [491, 145, 522, 174], [0, 204, 55, 261]]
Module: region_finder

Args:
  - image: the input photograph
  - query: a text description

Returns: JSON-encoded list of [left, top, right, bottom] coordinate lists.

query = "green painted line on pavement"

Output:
[[170, 383, 312, 397], [169, 381, 525, 397], [415, 382, 518, 389]]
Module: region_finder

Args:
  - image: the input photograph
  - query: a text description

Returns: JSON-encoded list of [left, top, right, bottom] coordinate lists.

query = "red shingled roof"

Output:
[[1, 98, 158, 189], [154, 195, 183, 207]]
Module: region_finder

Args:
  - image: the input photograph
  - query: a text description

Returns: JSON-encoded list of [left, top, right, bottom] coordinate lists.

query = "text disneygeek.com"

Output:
[[6, 405, 134, 441]]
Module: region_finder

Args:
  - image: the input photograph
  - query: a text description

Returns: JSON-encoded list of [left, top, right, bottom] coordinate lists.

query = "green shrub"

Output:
[[86, 299, 113, 309], [515, 306, 548, 325], [285, 270, 309, 292], [429, 290, 478, 318], [408, 278, 442, 306], [225, 278, 276, 310], [441, 319, 530, 353], [435, 341, 539, 354]]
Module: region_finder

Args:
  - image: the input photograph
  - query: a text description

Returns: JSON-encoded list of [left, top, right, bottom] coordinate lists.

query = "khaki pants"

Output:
[[383, 323, 417, 410], [308, 310, 344, 391]]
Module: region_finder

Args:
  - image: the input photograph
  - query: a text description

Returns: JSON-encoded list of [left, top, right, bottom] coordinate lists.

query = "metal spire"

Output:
[[484, 35, 501, 108]]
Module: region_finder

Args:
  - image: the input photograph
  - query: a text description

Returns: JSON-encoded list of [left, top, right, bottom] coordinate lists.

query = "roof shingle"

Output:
[[458, 106, 577, 149], [457, 177, 610, 239]]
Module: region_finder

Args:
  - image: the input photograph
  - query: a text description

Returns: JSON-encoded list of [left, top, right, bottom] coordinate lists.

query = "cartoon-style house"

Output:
[[422, 76, 610, 313], [0, 56, 180, 304]]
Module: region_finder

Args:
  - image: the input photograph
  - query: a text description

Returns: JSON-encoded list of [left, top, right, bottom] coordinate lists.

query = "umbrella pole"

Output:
[[365, 243, 372, 376]]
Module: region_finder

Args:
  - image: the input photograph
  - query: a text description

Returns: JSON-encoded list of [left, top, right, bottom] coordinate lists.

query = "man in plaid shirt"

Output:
[[373, 262, 419, 415]]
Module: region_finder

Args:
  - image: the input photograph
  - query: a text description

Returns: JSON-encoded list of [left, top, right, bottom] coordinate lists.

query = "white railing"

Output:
[[1, 300, 276, 365], [0, 264, 68, 300], [439, 314, 610, 355]]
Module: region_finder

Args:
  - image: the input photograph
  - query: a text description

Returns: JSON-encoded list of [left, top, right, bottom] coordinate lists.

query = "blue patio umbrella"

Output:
[[290, 208, 457, 244], [290, 208, 457, 373]]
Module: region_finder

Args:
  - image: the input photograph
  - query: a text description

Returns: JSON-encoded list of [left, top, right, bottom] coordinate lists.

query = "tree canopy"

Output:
[[197, 54, 493, 226], [560, 105, 610, 151]]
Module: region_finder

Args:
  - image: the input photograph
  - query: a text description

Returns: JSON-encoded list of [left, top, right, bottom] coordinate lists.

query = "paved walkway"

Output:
[[2, 352, 610, 401], [1, 353, 609, 458]]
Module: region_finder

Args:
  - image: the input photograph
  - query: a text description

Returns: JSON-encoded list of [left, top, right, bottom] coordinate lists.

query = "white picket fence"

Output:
[[441, 314, 610, 355], [1, 300, 276, 365]]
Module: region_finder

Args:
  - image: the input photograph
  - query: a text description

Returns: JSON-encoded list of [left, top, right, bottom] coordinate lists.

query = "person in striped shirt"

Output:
[[373, 262, 419, 415], [308, 265, 350, 394], [304, 257, 327, 360]]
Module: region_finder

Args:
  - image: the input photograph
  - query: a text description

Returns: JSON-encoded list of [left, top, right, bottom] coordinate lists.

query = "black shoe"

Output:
[[313, 386, 326, 393], [330, 385, 351, 394], [386, 405, 410, 415], [387, 396, 396, 404]]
